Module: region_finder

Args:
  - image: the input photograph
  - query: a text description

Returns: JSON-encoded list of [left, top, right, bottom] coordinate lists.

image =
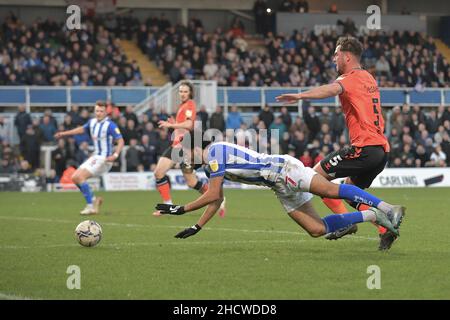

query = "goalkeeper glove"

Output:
[[175, 224, 202, 239], [155, 204, 185, 215]]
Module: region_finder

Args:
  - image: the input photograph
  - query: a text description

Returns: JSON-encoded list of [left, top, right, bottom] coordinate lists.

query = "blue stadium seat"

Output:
[[380, 90, 405, 105], [310, 96, 335, 105], [227, 89, 261, 104], [265, 89, 298, 105], [111, 88, 148, 104], [410, 90, 442, 105], [30, 88, 67, 104], [0, 89, 26, 104], [70, 88, 108, 104]]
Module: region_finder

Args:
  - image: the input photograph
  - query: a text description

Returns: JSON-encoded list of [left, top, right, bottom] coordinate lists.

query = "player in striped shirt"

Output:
[[154, 141, 405, 248], [55, 101, 124, 215]]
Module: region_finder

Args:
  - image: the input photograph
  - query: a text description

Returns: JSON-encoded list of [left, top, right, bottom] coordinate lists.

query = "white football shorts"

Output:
[[80, 155, 113, 177], [273, 155, 317, 213]]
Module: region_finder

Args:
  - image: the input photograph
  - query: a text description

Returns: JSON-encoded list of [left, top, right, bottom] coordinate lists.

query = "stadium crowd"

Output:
[[0, 14, 146, 86], [1, 13, 450, 180], [2, 13, 448, 89], [136, 16, 449, 88]]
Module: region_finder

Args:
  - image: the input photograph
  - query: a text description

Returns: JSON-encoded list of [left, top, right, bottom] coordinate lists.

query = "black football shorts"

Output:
[[320, 145, 388, 189]]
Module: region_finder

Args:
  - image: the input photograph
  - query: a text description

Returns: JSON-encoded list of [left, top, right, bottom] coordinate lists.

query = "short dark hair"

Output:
[[336, 36, 363, 60], [95, 100, 106, 108], [179, 81, 194, 99]]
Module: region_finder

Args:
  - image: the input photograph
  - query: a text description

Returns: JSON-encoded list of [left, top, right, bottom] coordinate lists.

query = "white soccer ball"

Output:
[[75, 220, 103, 247]]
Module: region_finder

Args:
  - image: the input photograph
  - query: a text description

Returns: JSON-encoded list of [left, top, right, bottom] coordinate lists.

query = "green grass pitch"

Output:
[[0, 188, 449, 300]]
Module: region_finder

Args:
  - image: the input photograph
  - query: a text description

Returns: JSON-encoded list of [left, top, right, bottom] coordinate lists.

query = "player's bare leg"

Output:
[[72, 168, 97, 215], [287, 201, 327, 237], [312, 162, 349, 213]]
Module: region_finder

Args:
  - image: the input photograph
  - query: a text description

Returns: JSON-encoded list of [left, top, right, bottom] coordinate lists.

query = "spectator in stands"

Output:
[[124, 105, 139, 125], [156, 129, 171, 158], [441, 132, 450, 165], [426, 110, 440, 134], [415, 144, 428, 167], [68, 105, 83, 126], [290, 116, 308, 135], [14, 105, 31, 141], [428, 145, 447, 167], [328, 3, 338, 13], [197, 105, 209, 132], [62, 114, 76, 131], [79, 109, 90, 125], [295, 0, 309, 13], [209, 106, 226, 132], [299, 150, 313, 167], [399, 144, 415, 166], [226, 105, 244, 130], [20, 125, 40, 169], [39, 115, 57, 143], [75, 141, 90, 166], [0, 158, 15, 174], [269, 116, 288, 142], [376, 55, 391, 77], [203, 58, 219, 80], [330, 107, 346, 141], [18, 160, 33, 174], [126, 138, 141, 172], [279, 0, 295, 12], [229, 17, 245, 38], [125, 119, 140, 145], [139, 134, 158, 171], [303, 106, 320, 142], [259, 104, 275, 130], [291, 130, 307, 157], [280, 106, 292, 129], [52, 139, 69, 178]]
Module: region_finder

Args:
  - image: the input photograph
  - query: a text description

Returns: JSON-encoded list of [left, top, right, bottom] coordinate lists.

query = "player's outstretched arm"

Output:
[[175, 196, 223, 239], [276, 83, 342, 103], [158, 119, 193, 130], [155, 176, 224, 215], [54, 126, 85, 139]]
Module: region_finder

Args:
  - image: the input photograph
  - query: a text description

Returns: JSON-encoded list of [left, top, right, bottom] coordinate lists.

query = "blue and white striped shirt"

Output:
[[206, 142, 286, 187], [83, 118, 122, 157]]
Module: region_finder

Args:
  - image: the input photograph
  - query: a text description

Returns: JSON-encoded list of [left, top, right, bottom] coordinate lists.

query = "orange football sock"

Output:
[[157, 182, 172, 202], [322, 198, 348, 214]]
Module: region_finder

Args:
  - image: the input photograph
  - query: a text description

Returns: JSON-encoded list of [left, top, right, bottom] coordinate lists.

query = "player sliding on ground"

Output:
[[154, 141, 405, 250], [276, 36, 394, 250], [54, 101, 124, 215]]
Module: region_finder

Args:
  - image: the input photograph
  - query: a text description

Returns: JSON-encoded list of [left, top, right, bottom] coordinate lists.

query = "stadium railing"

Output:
[[0, 86, 449, 111]]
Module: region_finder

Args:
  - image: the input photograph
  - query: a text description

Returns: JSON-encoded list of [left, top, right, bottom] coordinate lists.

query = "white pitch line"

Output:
[[0, 215, 379, 243], [0, 239, 305, 250], [0, 292, 41, 300]]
